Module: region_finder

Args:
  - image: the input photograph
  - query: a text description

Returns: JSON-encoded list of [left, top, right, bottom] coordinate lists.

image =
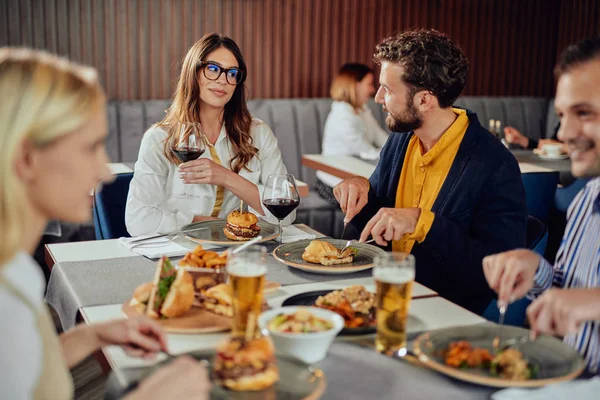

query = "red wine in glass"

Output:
[[172, 148, 205, 163], [262, 174, 300, 243], [262, 198, 300, 220], [170, 122, 206, 198]]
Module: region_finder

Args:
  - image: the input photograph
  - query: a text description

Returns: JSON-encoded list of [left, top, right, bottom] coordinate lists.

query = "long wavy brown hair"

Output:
[[158, 33, 256, 173]]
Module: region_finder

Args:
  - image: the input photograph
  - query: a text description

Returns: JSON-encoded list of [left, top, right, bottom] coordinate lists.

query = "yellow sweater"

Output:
[[392, 108, 469, 253]]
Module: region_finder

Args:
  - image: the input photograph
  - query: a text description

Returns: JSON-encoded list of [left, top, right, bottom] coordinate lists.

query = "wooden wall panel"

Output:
[[1, 0, 598, 100]]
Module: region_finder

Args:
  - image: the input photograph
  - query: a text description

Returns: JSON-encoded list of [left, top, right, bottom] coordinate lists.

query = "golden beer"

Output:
[[374, 253, 415, 356], [227, 247, 267, 339]]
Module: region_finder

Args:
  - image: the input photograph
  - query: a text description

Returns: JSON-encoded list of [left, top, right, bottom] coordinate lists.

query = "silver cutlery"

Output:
[[501, 334, 533, 350], [128, 226, 209, 245], [340, 238, 375, 254], [493, 302, 507, 353]]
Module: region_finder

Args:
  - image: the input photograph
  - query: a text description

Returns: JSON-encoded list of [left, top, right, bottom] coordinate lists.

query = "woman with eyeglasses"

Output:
[[126, 33, 293, 235], [0, 49, 209, 399]]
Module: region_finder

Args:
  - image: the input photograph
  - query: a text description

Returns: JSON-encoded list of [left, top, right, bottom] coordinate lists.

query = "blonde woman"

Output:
[[316, 63, 389, 202], [0, 49, 209, 399], [126, 33, 293, 236]]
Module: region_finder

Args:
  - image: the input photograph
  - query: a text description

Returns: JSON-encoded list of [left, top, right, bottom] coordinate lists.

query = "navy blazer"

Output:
[[351, 110, 528, 314]]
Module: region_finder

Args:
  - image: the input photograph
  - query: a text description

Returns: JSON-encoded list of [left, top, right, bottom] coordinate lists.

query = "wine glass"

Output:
[[262, 174, 300, 243], [170, 122, 206, 198]]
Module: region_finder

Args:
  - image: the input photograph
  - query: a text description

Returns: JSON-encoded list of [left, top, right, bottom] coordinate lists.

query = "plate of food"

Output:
[[123, 256, 232, 333], [123, 250, 278, 333], [412, 324, 585, 388], [181, 210, 280, 246], [273, 238, 386, 274], [114, 336, 327, 399], [281, 285, 377, 335]]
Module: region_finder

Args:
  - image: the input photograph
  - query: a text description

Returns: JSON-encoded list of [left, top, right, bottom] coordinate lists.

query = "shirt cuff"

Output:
[[408, 209, 435, 243], [527, 257, 554, 299], [175, 208, 195, 229]]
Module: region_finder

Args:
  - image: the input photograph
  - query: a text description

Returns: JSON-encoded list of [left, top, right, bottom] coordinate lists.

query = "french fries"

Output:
[[179, 245, 228, 269]]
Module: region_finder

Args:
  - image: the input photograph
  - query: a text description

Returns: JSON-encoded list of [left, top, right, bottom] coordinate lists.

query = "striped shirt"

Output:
[[529, 177, 600, 372]]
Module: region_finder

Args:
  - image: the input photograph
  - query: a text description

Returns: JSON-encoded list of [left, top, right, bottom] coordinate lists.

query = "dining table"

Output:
[[302, 149, 573, 186], [42, 223, 522, 399]]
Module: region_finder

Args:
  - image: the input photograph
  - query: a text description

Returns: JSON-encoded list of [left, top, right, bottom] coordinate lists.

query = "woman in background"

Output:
[[0, 48, 209, 399], [126, 33, 292, 236], [316, 63, 389, 204]]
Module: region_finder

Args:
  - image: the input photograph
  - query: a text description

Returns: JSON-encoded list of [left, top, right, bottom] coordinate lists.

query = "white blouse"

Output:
[[0, 252, 45, 400], [317, 101, 389, 187], [126, 118, 295, 236]]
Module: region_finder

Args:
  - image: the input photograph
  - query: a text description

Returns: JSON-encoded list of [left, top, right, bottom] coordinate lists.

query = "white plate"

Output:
[[536, 153, 569, 160]]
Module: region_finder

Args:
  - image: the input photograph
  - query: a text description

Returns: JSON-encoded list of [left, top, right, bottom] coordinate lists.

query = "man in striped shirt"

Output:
[[483, 36, 600, 374]]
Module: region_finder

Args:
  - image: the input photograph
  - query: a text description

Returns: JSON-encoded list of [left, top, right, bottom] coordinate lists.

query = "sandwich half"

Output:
[[200, 283, 233, 317], [145, 256, 194, 318]]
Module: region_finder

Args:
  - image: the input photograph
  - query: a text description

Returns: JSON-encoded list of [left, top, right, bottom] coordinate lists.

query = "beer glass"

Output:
[[227, 245, 268, 339], [374, 252, 415, 356]]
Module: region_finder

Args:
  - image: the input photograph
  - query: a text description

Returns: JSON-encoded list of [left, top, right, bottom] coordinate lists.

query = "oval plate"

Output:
[[181, 219, 280, 246], [413, 324, 585, 388], [282, 290, 376, 335], [116, 348, 327, 400], [272, 238, 386, 275]]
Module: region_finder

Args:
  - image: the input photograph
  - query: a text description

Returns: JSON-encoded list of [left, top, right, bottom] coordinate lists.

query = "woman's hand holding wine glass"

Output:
[[262, 174, 300, 243], [170, 122, 206, 198]]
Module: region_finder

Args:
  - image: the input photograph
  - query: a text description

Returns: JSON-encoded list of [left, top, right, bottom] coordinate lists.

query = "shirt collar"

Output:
[[418, 108, 469, 165]]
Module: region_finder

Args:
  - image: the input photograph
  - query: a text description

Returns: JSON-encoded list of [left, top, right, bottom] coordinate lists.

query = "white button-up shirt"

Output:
[[126, 118, 295, 236], [317, 101, 389, 187]]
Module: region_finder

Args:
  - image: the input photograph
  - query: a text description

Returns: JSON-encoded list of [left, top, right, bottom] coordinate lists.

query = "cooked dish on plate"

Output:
[[214, 336, 279, 391], [302, 240, 356, 265], [315, 285, 375, 328], [223, 210, 261, 241], [179, 245, 228, 297], [267, 308, 334, 333], [199, 283, 233, 317], [129, 256, 195, 319], [444, 340, 539, 380]]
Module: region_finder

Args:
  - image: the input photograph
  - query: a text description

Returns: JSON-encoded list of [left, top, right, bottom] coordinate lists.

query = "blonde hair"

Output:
[[330, 63, 374, 111], [0, 48, 104, 266]]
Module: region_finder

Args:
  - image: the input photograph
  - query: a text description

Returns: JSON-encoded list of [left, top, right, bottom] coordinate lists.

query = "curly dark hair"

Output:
[[554, 35, 600, 78], [374, 29, 469, 108]]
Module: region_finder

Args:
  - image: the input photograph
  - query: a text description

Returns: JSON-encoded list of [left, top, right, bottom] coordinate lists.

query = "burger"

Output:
[[200, 283, 233, 317], [223, 210, 261, 241], [130, 256, 195, 319], [213, 336, 279, 391], [302, 240, 355, 266]]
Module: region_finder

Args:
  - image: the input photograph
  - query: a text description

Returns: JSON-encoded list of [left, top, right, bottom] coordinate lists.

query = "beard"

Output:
[[384, 95, 424, 133]]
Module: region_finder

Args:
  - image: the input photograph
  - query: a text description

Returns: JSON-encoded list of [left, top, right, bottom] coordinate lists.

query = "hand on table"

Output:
[[527, 288, 600, 338], [482, 249, 540, 304], [91, 316, 168, 359], [359, 207, 421, 246], [179, 158, 232, 187], [125, 356, 211, 400], [333, 176, 370, 223]]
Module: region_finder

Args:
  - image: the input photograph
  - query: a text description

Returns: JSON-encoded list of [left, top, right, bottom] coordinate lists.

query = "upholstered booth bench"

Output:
[[104, 96, 559, 237]]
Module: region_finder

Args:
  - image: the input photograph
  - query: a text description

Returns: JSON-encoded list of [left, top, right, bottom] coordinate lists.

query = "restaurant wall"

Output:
[[1, 0, 598, 100]]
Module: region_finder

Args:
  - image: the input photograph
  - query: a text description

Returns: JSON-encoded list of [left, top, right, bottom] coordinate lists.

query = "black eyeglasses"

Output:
[[199, 62, 245, 85]]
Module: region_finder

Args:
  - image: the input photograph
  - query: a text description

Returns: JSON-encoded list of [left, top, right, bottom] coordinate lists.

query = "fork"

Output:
[[340, 238, 375, 254], [492, 302, 507, 353]]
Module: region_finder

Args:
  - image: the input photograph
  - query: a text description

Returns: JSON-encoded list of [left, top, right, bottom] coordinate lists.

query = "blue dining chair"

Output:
[[93, 172, 134, 240], [482, 215, 547, 326], [521, 171, 560, 222]]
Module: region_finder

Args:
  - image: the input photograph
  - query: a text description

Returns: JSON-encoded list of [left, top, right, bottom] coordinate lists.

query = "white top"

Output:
[[0, 252, 45, 400], [317, 101, 389, 187], [126, 118, 295, 236]]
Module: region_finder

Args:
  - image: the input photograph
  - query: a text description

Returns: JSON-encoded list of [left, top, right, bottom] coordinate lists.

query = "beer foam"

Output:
[[374, 267, 414, 283], [228, 262, 267, 277]]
